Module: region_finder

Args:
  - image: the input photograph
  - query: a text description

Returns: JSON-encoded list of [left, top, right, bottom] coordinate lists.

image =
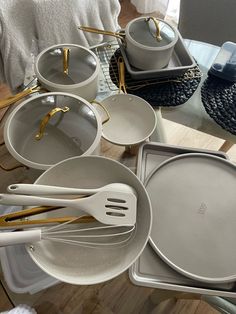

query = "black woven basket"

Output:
[[201, 75, 236, 135], [109, 48, 202, 107]]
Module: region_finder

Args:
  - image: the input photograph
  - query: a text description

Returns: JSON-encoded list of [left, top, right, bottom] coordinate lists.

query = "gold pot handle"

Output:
[[145, 17, 162, 42], [0, 85, 42, 109], [118, 56, 127, 94], [35, 106, 70, 140], [92, 100, 110, 124], [78, 26, 126, 44], [63, 48, 70, 75]]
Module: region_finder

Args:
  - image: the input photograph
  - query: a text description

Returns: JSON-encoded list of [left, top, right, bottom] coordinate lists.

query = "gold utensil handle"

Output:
[[145, 17, 162, 42], [91, 100, 110, 124], [35, 106, 70, 140], [118, 56, 127, 94], [63, 48, 70, 75], [0, 85, 42, 109], [78, 26, 125, 43], [0, 205, 95, 227]]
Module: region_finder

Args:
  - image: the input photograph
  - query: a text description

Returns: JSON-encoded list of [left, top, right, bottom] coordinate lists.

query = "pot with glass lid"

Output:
[[79, 17, 178, 70], [4, 92, 104, 171], [34, 43, 100, 101], [0, 44, 100, 110]]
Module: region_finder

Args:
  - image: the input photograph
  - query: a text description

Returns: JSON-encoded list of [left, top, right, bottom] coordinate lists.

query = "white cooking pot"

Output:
[[4, 92, 103, 170], [34, 44, 100, 101], [0, 44, 100, 110], [79, 17, 178, 70]]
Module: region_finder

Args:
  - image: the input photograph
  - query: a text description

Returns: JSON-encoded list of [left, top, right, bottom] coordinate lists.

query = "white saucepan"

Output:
[[79, 17, 178, 70], [0, 44, 100, 110]]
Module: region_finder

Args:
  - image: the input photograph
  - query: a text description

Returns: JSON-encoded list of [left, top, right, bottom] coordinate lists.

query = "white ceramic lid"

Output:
[[126, 17, 177, 48], [145, 153, 236, 283]]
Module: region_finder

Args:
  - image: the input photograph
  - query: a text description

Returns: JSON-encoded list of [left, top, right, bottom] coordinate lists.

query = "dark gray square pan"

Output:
[[119, 30, 196, 80]]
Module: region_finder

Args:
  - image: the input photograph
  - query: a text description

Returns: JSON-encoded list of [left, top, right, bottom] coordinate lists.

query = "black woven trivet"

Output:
[[109, 48, 202, 107], [201, 75, 236, 135]]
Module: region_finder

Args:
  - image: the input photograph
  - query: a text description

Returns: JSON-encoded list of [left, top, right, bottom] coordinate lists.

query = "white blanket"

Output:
[[0, 0, 121, 92], [0, 304, 37, 314]]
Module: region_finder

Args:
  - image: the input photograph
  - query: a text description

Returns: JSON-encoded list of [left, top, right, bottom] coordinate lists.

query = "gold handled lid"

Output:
[[127, 17, 177, 48], [36, 45, 98, 85], [5, 94, 100, 168]]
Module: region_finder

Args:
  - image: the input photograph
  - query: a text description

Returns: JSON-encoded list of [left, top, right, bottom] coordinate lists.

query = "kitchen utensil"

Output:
[[97, 57, 157, 146], [7, 183, 135, 196], [145, 153, 236, 283], [79, 16, 178, 70], [0, 205, 95, 229], [0, 204, 59, 294], [0, 189, 137, 226], [0, 220, 135, 248], [0, 44, 100, 109], [23, 155, 152, 285], [4, 92, 103, 170]]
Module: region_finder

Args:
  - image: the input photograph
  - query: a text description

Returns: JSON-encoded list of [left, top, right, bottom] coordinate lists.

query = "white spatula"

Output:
[[7, 183, 135, 196], [0, 190, 137, 226]]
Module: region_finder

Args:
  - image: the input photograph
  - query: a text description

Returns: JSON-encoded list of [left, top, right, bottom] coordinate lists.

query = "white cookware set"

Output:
[[3, 15, 177, 170], [1, 17, 235, 300]]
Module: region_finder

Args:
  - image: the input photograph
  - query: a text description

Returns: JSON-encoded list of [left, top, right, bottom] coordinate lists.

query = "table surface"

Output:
[[0, 39, 233, 308], [162, 39, 236, 143]]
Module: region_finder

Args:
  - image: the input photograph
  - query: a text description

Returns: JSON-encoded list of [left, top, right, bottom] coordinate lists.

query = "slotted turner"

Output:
[[7, 183, 135, 196], [0, 190, 137, 226]]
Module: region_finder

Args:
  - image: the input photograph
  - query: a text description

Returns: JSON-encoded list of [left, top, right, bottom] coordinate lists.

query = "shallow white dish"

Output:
[[145, 153, 236, 283], [26, 156, 152, 285], [99, 94, 157, 146]]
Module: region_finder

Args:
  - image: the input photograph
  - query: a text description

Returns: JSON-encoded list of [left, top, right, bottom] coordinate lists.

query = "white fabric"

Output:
[[131, 0, 169, 14], [165, 0, 180, 25], [0, 0, 121, 92], [0, 304, 37, 314]]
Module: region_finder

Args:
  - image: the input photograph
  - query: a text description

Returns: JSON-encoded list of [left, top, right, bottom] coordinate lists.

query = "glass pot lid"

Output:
[[127, 17, 177, 48], [37, 46, 98, 85], [8, 94, 99, 166]]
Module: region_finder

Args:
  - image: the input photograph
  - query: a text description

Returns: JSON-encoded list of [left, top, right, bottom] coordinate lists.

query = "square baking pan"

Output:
[[129, 142, 236, 297]]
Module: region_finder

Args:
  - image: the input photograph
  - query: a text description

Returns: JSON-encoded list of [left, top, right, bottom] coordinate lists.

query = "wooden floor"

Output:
[[1, 0, 235, 312]]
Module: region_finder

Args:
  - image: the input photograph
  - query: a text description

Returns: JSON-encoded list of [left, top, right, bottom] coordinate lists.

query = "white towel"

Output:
[[0, 304, 37, 314], [0, 0, 121, 92]]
